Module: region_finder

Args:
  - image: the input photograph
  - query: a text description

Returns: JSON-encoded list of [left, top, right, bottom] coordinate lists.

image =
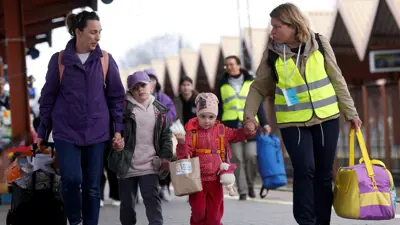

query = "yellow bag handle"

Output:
[[359, 158, 385, 168], [359, 158, 394, 190], [349, 128, 378, 189]]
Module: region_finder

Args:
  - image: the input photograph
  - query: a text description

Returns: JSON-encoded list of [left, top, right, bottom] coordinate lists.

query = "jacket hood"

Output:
[[268, 30, 319, 59], [144, 68, 162, 92], [144, 68, 158, 80]]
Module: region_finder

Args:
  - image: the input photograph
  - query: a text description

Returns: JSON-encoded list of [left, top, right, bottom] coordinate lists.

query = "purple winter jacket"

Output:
[[155, 91, 177, 122], [38, 38, 125, 146], [143, 68, 177, 123]]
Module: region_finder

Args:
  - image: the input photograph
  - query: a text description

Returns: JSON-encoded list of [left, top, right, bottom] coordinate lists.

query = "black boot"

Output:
[[248, 187, 256, 198], [239, 194, 247, 200]]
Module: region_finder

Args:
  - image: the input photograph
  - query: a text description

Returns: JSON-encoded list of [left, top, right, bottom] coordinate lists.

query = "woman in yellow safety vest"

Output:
[[243, 3, 361, 225]]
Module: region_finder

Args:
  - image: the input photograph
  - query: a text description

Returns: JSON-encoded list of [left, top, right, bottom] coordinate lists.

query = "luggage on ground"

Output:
[[333, 128, 396, 220], [256, 134, 287, 198], [6, 146, 66, 225]]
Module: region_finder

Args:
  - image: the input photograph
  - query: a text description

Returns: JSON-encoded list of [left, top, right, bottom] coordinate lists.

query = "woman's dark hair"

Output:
[[179, 76, 193, 86], [66, 10, 100, 37]]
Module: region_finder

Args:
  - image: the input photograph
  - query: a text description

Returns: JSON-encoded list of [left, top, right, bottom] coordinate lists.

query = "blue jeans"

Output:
[[54, 139, 105, 225]]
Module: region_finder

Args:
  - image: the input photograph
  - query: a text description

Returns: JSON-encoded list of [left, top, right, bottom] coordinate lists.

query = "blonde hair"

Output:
[[270, 3, 310, 43]]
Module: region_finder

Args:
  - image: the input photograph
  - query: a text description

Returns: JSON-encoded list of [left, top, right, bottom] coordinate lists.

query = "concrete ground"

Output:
[[0, 189, 399, 225]]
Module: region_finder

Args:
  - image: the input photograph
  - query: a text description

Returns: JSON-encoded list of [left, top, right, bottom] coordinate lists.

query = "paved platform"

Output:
[[0, 190, 398, 225]]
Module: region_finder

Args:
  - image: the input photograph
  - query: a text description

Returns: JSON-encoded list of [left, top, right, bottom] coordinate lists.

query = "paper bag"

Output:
[[170, 157, 202, 196]]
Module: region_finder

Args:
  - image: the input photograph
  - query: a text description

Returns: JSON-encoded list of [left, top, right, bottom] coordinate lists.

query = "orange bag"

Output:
[[6, 146, 59, 184], [7, 159, 22, 183]]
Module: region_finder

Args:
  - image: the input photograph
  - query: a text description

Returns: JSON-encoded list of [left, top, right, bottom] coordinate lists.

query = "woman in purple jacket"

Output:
[[37, 11, 125, 225], [143, 68, 177, 201]]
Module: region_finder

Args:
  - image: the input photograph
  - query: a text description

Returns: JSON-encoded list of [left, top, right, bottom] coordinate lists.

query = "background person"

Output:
[[216, 55, 270, 201], [173, 76, 198, 126], [143, 68, 177, 201]]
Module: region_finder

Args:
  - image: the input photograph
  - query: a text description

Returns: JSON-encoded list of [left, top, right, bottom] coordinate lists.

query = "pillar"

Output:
[[2, 0, 31, 143]]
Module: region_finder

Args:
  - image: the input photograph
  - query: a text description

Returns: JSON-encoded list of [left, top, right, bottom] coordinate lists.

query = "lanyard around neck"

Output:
[[283, 45, 302, 88]]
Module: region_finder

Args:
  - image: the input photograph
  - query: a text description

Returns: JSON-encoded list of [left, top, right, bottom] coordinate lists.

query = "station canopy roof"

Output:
[[0, 0, 98, 49]]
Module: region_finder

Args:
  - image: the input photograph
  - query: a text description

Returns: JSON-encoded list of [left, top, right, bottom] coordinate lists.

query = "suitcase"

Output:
[[6, 148, 67, 225], [256, 134, 287, 198]]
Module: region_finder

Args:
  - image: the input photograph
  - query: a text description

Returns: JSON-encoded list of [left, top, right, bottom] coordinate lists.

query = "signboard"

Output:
[[369, 49, 400, 73]]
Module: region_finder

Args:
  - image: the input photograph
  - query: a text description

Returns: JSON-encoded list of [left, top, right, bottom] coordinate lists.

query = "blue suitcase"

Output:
[[256, 134, 287, 198]]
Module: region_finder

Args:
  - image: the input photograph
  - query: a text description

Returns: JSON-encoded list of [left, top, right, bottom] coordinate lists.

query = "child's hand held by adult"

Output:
[[112, 138, 124, 152], [244, 118, 258, 136]]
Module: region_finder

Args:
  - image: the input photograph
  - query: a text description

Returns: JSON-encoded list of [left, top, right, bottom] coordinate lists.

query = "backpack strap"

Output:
[[101, 50, 109, 87], [58, 50, 65, 83], [314, 33, 325, 58], [191, 125, 227, 162], [191, 130, 197, 149], [58, 50, 109, 85], [267, 49, 279, 82], [217, 124, 226, 162]]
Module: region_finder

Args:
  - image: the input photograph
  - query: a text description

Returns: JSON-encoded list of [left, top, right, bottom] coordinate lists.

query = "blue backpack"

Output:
[[256, 134, 287, 198]]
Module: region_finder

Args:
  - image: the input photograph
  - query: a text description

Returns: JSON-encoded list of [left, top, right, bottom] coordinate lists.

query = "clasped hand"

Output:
[[112, 132, 124, 151], [244, 117, 271, 136]]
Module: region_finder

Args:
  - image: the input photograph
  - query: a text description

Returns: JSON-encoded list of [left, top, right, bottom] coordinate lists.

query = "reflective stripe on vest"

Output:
[[220, 81, 258, 122], [274, 50, 340, 124]]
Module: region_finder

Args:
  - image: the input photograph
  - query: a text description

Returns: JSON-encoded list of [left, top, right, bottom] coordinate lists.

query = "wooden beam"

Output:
[[332, 47, 357, 55], [391, 77, 400, 145], [1, 35, 49, 49], [361, 84, 370, 153], [379, 84, 391, 171], [0, 1, 82, 27], [24, 20, 64, 37], [26, 35, 49, 48], [2, 0, 31, 143], [90, 0, 98, 11], [24, 1, 81, 25], [368, 44, 400, 50]]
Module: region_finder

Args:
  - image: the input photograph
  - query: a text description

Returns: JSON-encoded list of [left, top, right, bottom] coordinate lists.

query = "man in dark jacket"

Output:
[[216, 55, 271, 201]]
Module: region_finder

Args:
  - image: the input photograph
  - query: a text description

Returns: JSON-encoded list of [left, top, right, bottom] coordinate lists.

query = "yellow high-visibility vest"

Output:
[[220, 80, 259, 122], [274, 50, 340, 124]]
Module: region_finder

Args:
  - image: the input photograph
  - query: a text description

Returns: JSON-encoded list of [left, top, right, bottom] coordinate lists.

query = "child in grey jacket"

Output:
[[108, 71, 173, 225]]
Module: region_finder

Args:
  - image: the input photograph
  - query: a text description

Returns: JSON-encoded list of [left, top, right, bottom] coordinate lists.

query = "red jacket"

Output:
[[176, 118, 252, 182]]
